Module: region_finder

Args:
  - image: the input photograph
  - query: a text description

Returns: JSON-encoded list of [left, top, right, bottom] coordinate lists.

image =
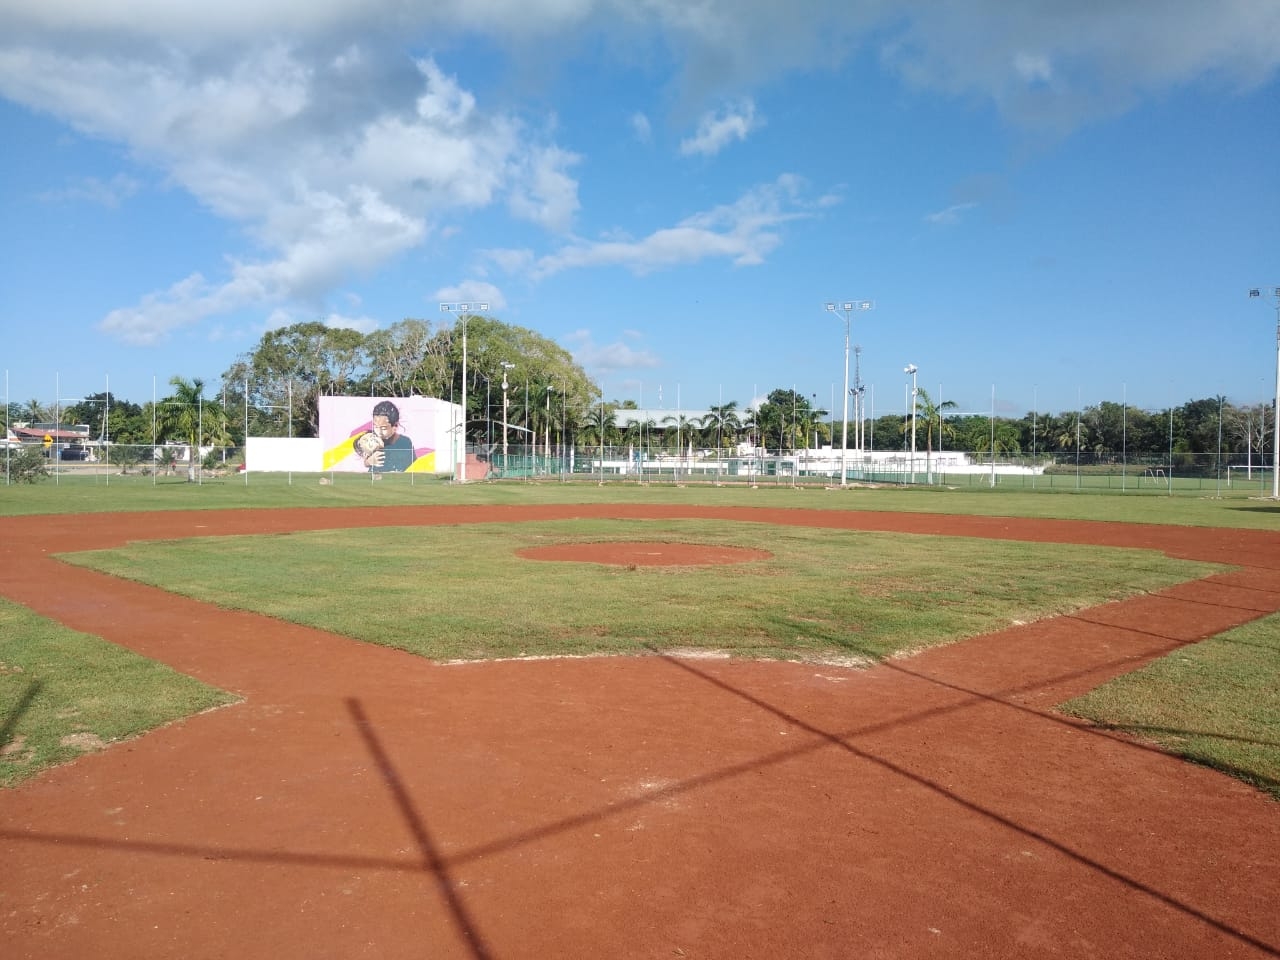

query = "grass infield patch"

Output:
[[0, 598, 238, 788], [1063, 614, 1280, 801], [62, 518, 1219, 663]]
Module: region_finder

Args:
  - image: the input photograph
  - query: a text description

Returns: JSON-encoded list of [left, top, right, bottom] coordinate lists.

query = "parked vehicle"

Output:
[[59, 445, 89, 461]]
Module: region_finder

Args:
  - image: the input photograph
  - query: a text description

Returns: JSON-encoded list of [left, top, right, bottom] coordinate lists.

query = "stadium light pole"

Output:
[[1249, 286, 1280, 499], [500, 361, 515, 472], [440, 301, 488, 483], [825, 300, 874, 486], [545, 384, 553, 470], [904, 364, 918, 482]]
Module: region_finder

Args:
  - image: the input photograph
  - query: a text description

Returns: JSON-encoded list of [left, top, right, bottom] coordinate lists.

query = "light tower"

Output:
[[824, 300, 874, 486], [904, 363, 918, 482], [439, 301, 488, 482], [500, 361, 515, 471], [853, 344, 865, 453], [1249, 286, 1280, 499]]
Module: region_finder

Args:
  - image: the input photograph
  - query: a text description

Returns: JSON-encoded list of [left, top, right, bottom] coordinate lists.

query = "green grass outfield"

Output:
[[3, 470, 1280, 529], [2, 475, 1278, 798]]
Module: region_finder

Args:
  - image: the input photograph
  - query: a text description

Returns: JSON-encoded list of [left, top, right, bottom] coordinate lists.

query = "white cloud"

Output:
[[321, 312, 380, 334], [563, 329, 662, 374], [263, 308, 296, 331], [434, 281, 508, 312], [924, 202, 977, 226], [5, 2, 1277, 124], [481, 248, 537, 274], [99, 184, 426, 344], [877, 1, 1280, 131], [1013, 52, 1053, 86], [489, 175, 817, 279], [508, 145, 582, 233], [679, 99, 761, 156], [630, 112, 652, 142], [0, 43, 570, 343], [2, 0, 1277, 345], [99, 273, 221, 346]]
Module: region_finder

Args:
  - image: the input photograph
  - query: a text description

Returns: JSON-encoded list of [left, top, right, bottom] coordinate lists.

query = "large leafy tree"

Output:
[[448, 315, 597, 445], [754, 389, 815, 452], [62, 392, 149, 445], [1128, 407, 1169, 457], [1229, 402, 1272, 462], [216, 312, 612, 445], [1178, 397, 1226, 457], [222, 321, 369, 437], [870, 413, 908, 450], [361, 318, 451, 398]]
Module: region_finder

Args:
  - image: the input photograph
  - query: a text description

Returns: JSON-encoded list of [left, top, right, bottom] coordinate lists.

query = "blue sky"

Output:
[[2, 1, 1278, 420]]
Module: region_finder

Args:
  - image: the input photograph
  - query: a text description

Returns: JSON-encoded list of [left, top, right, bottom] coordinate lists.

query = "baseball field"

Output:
[[1, 479, 1277, 958]]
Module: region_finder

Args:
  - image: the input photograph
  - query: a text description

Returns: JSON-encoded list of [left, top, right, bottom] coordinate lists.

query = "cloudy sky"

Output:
[[2, 0, 1278, 417]]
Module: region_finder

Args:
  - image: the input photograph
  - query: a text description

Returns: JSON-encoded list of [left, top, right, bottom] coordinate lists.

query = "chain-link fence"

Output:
[[5, 439, 1274, 496], [480, 444, 1274, 495], [2, 442, 243, 483]]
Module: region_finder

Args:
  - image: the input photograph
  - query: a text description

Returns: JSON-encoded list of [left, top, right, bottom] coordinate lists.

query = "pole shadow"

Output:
[[345, 696, 495, 960]]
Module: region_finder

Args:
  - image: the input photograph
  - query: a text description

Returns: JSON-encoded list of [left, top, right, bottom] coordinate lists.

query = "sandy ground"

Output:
[[0, 503, 1278, 959]]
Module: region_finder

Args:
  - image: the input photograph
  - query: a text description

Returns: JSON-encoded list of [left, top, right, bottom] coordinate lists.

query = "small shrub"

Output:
[[8, 445, 50, 483]]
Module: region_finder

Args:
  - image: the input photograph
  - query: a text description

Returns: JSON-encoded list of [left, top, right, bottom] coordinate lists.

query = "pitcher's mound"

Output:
[[516, 541, 772, 566]]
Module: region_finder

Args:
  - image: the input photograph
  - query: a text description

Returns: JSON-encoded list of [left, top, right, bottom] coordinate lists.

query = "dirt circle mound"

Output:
[[516, 540, 772, 566]]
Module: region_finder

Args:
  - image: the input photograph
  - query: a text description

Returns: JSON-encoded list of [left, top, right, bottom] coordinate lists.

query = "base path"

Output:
[[1, 504, 1278, 959]]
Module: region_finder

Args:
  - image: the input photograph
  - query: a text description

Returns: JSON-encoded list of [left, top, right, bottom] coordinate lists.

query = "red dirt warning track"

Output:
[[1, 504, 1278, 960]]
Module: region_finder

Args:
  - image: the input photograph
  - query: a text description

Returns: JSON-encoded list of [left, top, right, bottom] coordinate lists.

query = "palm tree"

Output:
[[741, 406, 759, 450], [660, 413, 697, 454], [201, 398, 236, 469], [700, 401, 742, 453], [912, 387, 958, 481], [155, 376, 207, 481], [804, 407, 827, 448], [584, 403, 616, 448], [1055, 412, 1085, 452], [22, 399, 48, 424], [621, 414, 658, 456]]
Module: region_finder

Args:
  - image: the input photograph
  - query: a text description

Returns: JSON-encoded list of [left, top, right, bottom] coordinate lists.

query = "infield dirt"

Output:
[[1, 504, 1278, 959]]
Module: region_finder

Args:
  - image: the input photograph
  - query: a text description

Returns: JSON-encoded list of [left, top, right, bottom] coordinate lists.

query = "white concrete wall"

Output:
[[245, 437, 322, 472]]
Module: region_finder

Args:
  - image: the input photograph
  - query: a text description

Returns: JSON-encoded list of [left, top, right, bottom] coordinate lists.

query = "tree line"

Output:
[[7, 317, 1273, 460]]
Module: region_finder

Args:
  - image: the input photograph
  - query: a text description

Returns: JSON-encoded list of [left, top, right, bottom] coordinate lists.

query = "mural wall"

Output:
[[318, 396, 456, 474]]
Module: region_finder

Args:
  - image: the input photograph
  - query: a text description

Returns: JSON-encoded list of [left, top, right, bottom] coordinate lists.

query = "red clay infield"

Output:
[[1, 503, 1278, 960]]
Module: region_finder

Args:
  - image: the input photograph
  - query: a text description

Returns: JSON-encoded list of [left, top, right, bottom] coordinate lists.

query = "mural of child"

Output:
[[360, 400, 415, 472]]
